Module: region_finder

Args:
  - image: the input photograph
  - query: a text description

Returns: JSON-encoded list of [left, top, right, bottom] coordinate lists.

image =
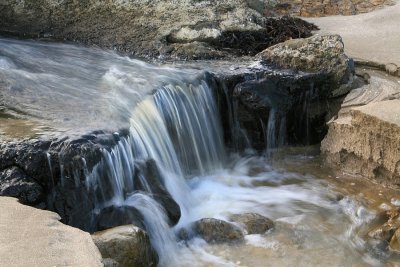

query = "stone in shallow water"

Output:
[[229, 213, 274, 234], [194, 218, 244, 243], [92, 224, 158, 267], [390, 227, 400, 253]]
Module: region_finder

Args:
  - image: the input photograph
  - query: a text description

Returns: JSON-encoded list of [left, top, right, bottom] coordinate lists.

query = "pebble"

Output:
[[379, 203, 392, 211], [391, 198, 400, 206]]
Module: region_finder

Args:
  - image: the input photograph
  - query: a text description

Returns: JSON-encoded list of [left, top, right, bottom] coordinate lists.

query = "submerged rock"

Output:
[[194, 218, 244, 243], [230, 213, 274, 234], [92, 225, 158, 267]]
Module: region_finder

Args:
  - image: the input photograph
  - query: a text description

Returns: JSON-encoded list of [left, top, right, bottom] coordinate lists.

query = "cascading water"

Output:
[[85, 77, 228, 264], [85, 75, 386, 266], [1, 37, 394, 267]]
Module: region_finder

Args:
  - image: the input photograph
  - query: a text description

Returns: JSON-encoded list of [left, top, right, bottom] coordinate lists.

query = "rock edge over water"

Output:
[[0, 196, 103, 267]]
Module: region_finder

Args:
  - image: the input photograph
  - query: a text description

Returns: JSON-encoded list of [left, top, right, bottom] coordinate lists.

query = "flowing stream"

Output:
[[0, 38, 395, 266]]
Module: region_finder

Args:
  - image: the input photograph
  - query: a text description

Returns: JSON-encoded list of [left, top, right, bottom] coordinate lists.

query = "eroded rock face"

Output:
[[194, 218, 245, 243], [229, 213, 274, 234], [322, 99, 400, 188], [92, 225, 158, 267], [0, 0, 316, 59]]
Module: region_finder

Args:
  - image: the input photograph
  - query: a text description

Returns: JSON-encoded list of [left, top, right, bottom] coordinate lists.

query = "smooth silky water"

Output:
[[1, 38, 397, 266]]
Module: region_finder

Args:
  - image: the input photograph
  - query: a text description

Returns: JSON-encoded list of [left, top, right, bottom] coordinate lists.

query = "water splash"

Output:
[[124, 193, 178, 266], [86, 77, 226, 230]]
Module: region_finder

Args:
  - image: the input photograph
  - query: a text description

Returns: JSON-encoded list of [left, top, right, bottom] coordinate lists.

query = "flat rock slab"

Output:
[[0, 197, 103, 267], [341, 69, 400, 111], [355, 99, 400, 127], [306, 1, 400, 66]]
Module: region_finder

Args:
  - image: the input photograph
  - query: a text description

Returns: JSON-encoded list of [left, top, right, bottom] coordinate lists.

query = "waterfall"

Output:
[[85, 77, 226, 263]]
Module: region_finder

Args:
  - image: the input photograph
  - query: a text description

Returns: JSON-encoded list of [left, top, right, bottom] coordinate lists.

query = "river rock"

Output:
[[390, 227, 400, 253], [258, 34, 353, 90], [194, 218, 244, 243], [229, 213, 274, 234], [0, 196, 103, 267], [386, 63, 399, 76], [368, 220, 400, 241], [92, 225, 158, 267]]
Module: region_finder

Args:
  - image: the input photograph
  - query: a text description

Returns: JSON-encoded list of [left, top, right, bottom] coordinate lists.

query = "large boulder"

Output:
[[229, 213, 274, 234], [0, 196, 103, 267], [92, 225, 158, 267], [258, 34, 353, 90], [194, 218, 244, 243]]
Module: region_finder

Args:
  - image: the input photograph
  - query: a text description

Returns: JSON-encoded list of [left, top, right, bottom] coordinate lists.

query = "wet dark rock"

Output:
[[96, 206, 145, 232], [0, 139, 52, 186], [52, 177, 96, 231], [213, 65, 343, 149], [134, 159, 181, 226], [229, 213, 274, 234], [92, 225, 158, 267], [0, 131, 126, 231], [0, 166, 44, 206], [194, 218, 244, 243]]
